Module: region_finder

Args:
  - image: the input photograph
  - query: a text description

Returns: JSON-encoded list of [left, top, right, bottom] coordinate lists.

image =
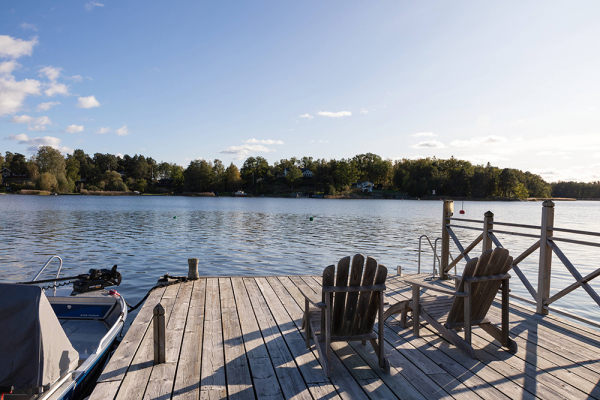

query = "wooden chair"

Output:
[[384, 247, 518, 358], [300, 254, 390, 377]]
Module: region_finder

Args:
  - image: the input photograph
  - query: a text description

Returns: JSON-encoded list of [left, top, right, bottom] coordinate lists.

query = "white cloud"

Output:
[[116, 125, 129, 136], [10, 114, 32, 124], [66, 124, 84, 133], [0, 60, 19, 76], [0, 37, 43, 115], [44, 82, 69, 96], [8, 133, 29, 141], [6, 133, 72, 153], [317, 111, 352, 118], [76, 95, 100, 108], [20, 23, 37, 31], [243, 138, 284, 145], [37, 101, 60, 111], [10, 114, 52, 131], [219, 144, 272, 158], [37, 66, 71, 96], [116, 153, 124, 158], [95, 126, 111, 134], [39, 66, 61, 81], [0, 75, 41, 116], [411, 132, 436, 138], [310, 140, 329, 143], [411, 140, 446, 149], [450, 135, 507, 148], [85, 2, 105, 11], [360, 109, 368, 114], [298, 113, 313, 120], [68, 75, 83, 82], [0, 35, 38, 59]]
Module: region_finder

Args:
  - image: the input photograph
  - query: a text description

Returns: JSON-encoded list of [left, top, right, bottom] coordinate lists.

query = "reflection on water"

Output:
[[0, 195, 598, 327]]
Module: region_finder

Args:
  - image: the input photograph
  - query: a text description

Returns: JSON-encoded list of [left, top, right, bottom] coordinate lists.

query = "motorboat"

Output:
[[0, 256, 127, 400]]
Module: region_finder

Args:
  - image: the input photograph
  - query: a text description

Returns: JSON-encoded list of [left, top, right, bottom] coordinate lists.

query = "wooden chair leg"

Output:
[[502, 278, 509, 346], [304, 298, 310, 349], [412, 285, 420, 337], [378, 289, 385, 369], [325, 294, 331, 372], [400, 308, 407, 328], [464, 281, 472, 345]]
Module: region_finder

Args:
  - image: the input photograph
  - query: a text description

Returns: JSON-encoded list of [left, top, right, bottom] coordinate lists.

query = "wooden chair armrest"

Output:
[[298, 287, 326, 309], [463, 273, 511, 283], [406, 278, 468, 297]]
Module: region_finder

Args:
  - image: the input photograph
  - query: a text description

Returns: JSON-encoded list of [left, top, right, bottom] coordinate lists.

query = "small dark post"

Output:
[[188, 258, 200, 280], [482, 211, 494, 252], [154, 303, 166, 364]]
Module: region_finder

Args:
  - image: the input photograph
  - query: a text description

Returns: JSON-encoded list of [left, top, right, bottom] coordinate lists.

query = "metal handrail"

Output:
[[32, 255, 63, 282], [418, 235, 440, 275]]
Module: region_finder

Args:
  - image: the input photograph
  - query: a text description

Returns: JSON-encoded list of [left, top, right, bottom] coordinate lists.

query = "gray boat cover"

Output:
[[0, 283, 79, 391]]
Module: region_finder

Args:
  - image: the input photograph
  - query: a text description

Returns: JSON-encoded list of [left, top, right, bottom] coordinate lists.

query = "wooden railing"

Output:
[[439, 200, 600, 328]]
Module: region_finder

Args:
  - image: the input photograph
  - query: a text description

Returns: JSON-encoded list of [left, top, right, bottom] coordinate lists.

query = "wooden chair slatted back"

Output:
[[322, 254, 387, 337], [340, 254, 365, 335], [472, 250, 512, 321], [331, 257, 350, 336], [446, 247, 512, 325], [357, 264, 387, 335], [351, 257, 378, 335]]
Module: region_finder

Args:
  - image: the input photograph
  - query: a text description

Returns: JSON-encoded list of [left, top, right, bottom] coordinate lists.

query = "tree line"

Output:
[[0, 147, 576, 199]]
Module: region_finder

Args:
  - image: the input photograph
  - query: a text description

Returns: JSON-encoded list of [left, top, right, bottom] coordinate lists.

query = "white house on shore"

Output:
[[282, 168, 314, 178], [355, 181, 374, 192]]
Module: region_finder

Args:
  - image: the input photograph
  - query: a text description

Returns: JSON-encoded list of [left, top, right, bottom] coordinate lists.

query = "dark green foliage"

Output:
[[552, 181, 600, 198], [1, 149, 558, 198]]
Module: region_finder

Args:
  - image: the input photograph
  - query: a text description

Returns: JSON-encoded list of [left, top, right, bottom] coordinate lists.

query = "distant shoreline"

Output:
[[7, 191, 579, 201]]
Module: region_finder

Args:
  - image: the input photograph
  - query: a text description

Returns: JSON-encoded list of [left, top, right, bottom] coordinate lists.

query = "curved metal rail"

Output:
[[32, 255, 63, 282], [418, 235, 440, 275]]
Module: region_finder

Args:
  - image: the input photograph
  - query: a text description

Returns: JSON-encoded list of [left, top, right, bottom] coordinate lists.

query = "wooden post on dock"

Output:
[[153, 303, 166, 364], [537, 200, 555, 315], [482, 211, 494, 252], [440, 200, 453, 280], [188, 258, 200, 280]]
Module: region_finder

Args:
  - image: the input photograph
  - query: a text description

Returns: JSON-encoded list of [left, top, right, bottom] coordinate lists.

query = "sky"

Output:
[[1, 1, 600, 182]]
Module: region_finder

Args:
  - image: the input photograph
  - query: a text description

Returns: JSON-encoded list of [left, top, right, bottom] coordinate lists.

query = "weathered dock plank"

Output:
[[172, 279, 206, 400], [219, 277, 255, 400], [200, 278, 227, 399], [89, 274, 600, 400]]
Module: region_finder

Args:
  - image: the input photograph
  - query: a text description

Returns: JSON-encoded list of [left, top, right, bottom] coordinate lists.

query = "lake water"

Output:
[[1, 195, 598, 328]]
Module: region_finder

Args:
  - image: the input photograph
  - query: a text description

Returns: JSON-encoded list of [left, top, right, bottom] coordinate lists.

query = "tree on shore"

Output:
[[224, 163, 242, 192], [1, 148, 558, 198], [286, 166, 303, 190]]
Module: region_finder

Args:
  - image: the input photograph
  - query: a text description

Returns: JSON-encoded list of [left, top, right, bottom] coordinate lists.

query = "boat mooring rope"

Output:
[[126, 275, 189, 313]]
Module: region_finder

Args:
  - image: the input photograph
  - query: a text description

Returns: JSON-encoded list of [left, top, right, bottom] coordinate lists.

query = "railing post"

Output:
[[537, 200, 555, 315], [440, 200, 453, 280], [482, 211, 494, 252], [154, 303, 166, 364]]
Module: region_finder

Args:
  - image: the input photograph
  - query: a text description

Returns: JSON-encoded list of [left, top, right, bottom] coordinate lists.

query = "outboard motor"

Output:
[[73, 265, 122, 293]]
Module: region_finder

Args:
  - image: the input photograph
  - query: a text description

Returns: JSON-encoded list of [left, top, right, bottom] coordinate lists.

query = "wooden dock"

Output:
[[90, 274, 600, 399]]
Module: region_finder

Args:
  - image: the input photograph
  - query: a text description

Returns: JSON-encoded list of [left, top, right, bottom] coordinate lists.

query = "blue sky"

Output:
[[1, 1, 600, 182]]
